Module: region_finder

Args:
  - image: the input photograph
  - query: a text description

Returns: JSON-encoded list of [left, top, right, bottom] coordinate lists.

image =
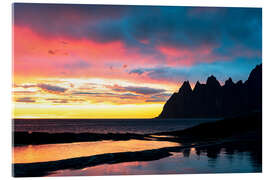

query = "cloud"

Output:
[[125, 86, 165, 95], [13, 4, 262, 86], [145, 98, 164, 103], [63, 60, 91, 69], [129, 69, 145, 75], [37, 84, 67, 93], [14, 4, 262, 64], [14, 83, 69, 94], [46, 98, 86, 104], [60, 41, 68, 44], [71, 91, 141, 103], [12, 90, 35, 94], [119, 93, 140, 99], [145, 93, 172, 102], [129, 57, 262, 84], [72, 92, 114, 96], [129, 66, 190, 82], [46, 98, 69, 103], [15, 97, 36, 103], [110, 84, 166, 95], [129, 65, 221, 83], [14, 84, 36, 88], [48, 50, 56, 55], [72, 91, 139, 98]]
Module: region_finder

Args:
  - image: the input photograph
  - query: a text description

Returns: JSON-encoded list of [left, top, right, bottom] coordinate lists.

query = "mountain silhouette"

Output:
[[158, 64, 262, 118]]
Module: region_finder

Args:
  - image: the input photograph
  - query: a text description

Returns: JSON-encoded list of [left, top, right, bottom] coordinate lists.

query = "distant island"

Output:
[[158, 64, 262, 118]]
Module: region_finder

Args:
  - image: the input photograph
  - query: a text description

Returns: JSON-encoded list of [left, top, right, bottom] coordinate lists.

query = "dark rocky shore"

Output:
[[13, 131, 148, 146]]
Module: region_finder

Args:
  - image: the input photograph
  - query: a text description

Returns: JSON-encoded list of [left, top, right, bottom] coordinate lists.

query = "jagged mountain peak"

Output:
[[206, 75, 221, 88], [195, 80, 201, 86], [158, 64, 262, 119], [236, 80, 243, 86], [178, 81, 192, 95], [247, 64, 262, 83], [224, 77, 234, 87], [193, 81, 203, 92]]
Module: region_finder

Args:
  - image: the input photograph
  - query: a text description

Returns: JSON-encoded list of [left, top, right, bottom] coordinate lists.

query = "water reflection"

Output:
[[13, 140, 180, 163], [183, 148, 190, 157], [193, 141, 262, 172], [48, 143, 262, 177]]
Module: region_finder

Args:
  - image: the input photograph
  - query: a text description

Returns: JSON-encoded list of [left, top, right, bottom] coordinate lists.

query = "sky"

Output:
[[12, 3, 262, 119]]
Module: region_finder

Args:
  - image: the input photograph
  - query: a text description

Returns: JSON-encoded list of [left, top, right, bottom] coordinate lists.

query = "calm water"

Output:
[[13, 118, 261, 176], [48, 147, 262, 176], [13, 139, 180, 163], [13, 118, 218, 134]]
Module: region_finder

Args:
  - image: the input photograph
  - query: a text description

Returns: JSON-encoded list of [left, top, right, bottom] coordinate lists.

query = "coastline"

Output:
[[13, 112, 262, 177]]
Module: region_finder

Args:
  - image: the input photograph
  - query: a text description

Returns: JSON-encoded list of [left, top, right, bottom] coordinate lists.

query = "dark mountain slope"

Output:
[[158, 64, 262, 118]]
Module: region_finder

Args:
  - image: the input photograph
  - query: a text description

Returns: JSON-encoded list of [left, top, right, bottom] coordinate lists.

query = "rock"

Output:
[[178, 81, 192, 95], [224, 78, 234, 88], [158, 64, 262, 118], [206, 75, 221, 89]]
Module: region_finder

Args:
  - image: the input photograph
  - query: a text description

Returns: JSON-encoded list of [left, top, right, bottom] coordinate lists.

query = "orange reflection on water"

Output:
[[149, 135, 176, 138], [49, 160, 153, 176], [13, 140, 180, 164]]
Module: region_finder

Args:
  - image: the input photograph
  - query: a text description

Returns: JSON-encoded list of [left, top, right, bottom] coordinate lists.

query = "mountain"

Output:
[[158, 64, 262, 118]]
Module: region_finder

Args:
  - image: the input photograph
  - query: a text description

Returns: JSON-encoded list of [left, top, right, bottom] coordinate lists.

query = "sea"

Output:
[[48, 147, 262, 176], [12, 118, 262, 176], [13, 118, 219, 134]]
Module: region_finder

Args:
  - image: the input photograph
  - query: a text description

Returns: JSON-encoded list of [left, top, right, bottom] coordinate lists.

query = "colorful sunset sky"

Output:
[[12, 3, 262, 119]]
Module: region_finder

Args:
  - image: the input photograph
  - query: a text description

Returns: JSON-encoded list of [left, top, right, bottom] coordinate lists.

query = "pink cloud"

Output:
[[13, 26, 163, 82], [156, 45, 216, 66]]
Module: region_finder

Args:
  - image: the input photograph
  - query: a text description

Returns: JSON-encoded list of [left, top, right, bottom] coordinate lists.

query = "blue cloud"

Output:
[[129, 57, 262, 84]]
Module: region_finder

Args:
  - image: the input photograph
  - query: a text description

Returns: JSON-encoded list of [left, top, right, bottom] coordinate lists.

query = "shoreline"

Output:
[[13, 132, 261, 177], [13, 112, 261, 146], [12, 112, 262, 177]]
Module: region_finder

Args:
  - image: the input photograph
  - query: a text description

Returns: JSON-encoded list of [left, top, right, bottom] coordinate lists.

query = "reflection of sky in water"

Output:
[[13, 140, 180, 163], [48, 147, 261, 176]]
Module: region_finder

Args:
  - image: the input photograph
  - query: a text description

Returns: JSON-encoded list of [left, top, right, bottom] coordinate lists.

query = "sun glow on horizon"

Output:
[[12, 76, 171, 118], [13, 102, 164, 119]]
